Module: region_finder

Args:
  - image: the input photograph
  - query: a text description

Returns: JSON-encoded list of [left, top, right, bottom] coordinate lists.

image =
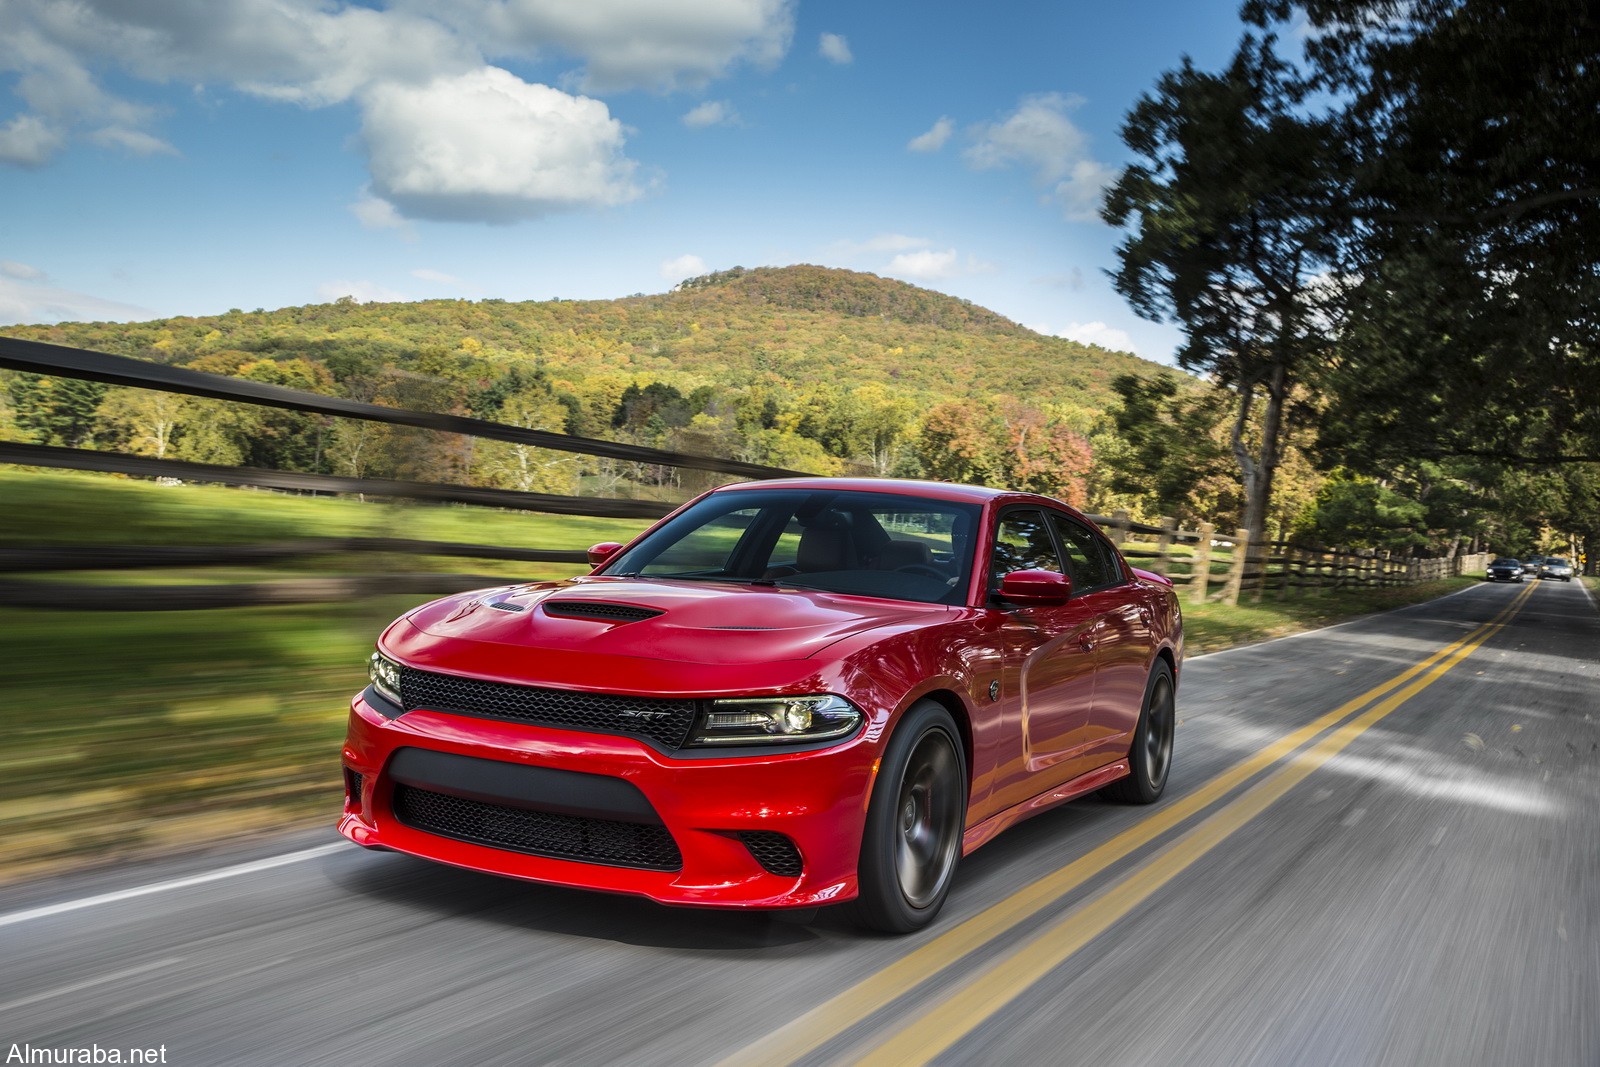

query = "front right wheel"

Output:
[[846, 701, 966, 934]]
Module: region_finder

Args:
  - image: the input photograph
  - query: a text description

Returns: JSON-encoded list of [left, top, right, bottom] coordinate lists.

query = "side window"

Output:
[[1050, 512, 1120, 589], [989, 509, 1065, 593]]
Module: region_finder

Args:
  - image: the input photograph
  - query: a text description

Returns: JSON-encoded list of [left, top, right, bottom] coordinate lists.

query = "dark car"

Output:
[[1486, 558, 1524, 582], [1541, 557, 1574, 581], [339, 478, 1183, 932]]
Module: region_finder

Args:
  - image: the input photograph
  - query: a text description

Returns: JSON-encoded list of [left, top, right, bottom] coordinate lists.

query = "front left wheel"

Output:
[[846, 701, 966, 934], [1104, 660, 1176, 804]]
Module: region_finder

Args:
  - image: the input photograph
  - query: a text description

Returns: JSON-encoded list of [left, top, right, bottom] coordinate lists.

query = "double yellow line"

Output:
[[726, 580, 1536, 1067]]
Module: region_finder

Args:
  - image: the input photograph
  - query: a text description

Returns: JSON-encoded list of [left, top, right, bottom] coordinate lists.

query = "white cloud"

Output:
[[349, 192, 414, 234], [87, 126, 178, 156], [682, 100, 738, 128], [0, 275, 151, 325], [0, 0, 477, 170], [412, 0, 797, 92], [412, 268, 462, 285], [1053, 320, 1134, 351], [887, 249, 959, 280], [843, 233, 931, 254], [0, 114, 66, 167], [359, 68, 642, 223], [315, 279, 408, 304], [1, 260, 45, 280], [818, 32, 852, 64], [883, 247, 995, 281], [966, 93, 1117, 222], [2, 0, 785, 224], [660, 253, 707, 281], [907, 116, 952, 153]]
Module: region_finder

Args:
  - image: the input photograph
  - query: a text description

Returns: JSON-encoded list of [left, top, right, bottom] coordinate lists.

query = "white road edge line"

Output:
[[0, 956, 185, 1014], [0, 843, 346, 929]]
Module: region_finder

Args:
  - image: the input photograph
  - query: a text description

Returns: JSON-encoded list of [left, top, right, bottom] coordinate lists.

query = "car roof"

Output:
[[713, 476, 1024, 506]]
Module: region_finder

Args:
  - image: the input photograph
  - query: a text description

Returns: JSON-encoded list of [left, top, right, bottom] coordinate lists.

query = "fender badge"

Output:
[[989, 680, 1001, 701]]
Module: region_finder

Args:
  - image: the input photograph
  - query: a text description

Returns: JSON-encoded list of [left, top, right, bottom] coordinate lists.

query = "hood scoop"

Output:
[[542, 600, 664, 623]]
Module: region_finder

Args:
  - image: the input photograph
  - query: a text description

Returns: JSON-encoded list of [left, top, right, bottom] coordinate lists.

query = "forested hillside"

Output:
[[0, 266, 1168, 507]]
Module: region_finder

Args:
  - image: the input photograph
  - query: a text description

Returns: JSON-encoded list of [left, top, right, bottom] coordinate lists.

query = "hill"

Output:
[[6, 265, 1162, 408], [1, 265, 1175, 499]]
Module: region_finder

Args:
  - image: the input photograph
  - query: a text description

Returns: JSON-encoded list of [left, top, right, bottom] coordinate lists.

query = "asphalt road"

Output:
[[3, 579, 1596, 1066]]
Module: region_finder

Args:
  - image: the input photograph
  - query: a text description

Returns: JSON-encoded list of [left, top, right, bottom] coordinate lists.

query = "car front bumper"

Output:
[[338, 690, 876, 909]]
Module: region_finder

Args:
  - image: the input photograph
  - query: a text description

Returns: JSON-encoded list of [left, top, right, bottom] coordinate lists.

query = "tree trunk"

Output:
[[1233, 361, 1289, 549]]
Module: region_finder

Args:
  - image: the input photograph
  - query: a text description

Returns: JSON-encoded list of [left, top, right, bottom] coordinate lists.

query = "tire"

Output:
[[846, 701, 966, 934], [1104, 660, 1176, 804]]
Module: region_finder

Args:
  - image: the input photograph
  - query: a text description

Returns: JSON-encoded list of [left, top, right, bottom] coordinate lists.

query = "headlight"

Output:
[[689, 694, 862, 746], [368, 651, 403, 707]]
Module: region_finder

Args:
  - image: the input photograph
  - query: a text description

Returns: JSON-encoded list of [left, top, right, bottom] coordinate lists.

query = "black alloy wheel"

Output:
[[847, 701, 966, 933], [1105, 660, 1176, 804]]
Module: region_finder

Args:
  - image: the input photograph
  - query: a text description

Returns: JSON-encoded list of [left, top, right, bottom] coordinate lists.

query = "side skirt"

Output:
[[961, 758, 1130, 856]]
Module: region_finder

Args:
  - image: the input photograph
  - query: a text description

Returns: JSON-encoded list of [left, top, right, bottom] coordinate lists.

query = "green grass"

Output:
[[1, 468, 653, 551], [0, 470, 1486, 883]]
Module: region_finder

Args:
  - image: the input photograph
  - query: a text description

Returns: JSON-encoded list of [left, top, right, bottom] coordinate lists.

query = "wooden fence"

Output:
[[1094, 509, 1491, 606], [0, 336, 1489, 609]]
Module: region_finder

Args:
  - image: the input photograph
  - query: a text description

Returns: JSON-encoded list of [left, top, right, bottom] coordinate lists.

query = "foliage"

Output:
[[1103, 35, 1341, 545], [1106, 373, 1233, 522], [1245, 1, 1600, 471], [1295, 470, 1427, 550]]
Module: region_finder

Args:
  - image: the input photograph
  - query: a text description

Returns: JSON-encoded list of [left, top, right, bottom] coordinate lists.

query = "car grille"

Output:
[[399, 666, 697, 749], [345, 770, 364, 811], [392, 785, 684, 871], [739, 831, 803, 877]]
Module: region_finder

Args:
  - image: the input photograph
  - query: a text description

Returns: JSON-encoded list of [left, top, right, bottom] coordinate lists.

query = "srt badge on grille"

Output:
[[618, 709, 673, 720]]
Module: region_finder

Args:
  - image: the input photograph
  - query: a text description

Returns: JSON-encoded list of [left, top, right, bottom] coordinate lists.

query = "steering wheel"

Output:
[[895, 564, 948, 580]]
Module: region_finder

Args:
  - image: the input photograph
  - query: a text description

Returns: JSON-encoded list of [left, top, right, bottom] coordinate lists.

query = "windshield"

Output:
[[602, 488, 981, 605]]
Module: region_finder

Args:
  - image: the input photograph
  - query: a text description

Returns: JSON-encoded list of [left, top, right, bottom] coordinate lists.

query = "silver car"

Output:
[[1541, 557, 1574, 581]]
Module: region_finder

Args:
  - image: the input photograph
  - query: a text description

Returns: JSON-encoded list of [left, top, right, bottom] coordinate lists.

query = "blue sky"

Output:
[[0, 0, 1249, 364]]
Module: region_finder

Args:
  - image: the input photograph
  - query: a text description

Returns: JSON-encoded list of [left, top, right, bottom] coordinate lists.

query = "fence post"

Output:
[[1190, 522, 1214, 605], [1152, 516, 1174, 577], [1248, 537, 1260, 604], [1223, 527, 1250, 606], [1109, 509, 1131, 556]]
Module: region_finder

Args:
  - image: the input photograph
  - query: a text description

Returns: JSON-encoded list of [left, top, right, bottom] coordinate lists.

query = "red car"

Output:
[[339, 478, 1182, 932]]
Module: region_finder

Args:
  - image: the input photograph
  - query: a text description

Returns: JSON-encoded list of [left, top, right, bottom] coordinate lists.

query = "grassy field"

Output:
[[0, 470, 1486, 883]]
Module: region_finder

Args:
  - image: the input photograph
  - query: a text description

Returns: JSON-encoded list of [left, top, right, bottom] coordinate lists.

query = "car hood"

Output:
[[398, 576, 945, 668]]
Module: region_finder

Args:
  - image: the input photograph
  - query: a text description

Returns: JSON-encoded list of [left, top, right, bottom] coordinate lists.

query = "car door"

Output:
[[988, 508, 1104, 810], [1050, 511, 1151, 764]]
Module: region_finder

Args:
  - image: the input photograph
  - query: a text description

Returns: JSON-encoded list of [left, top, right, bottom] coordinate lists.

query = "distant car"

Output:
[[1486, 558, 1524, 582], [1541, 557, 1574, 581], [1522, 557, 1545, 579], [338, 478, 1184, 933]]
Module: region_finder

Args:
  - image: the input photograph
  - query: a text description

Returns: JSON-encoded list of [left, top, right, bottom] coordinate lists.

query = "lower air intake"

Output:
[[739, 831, 803, 877], [392, 785, 683, 871]]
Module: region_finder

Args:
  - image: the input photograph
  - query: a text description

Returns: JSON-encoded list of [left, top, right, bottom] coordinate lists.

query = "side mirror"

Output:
[[999, 568, 1073, 606], [587, 542, 625, 568]]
